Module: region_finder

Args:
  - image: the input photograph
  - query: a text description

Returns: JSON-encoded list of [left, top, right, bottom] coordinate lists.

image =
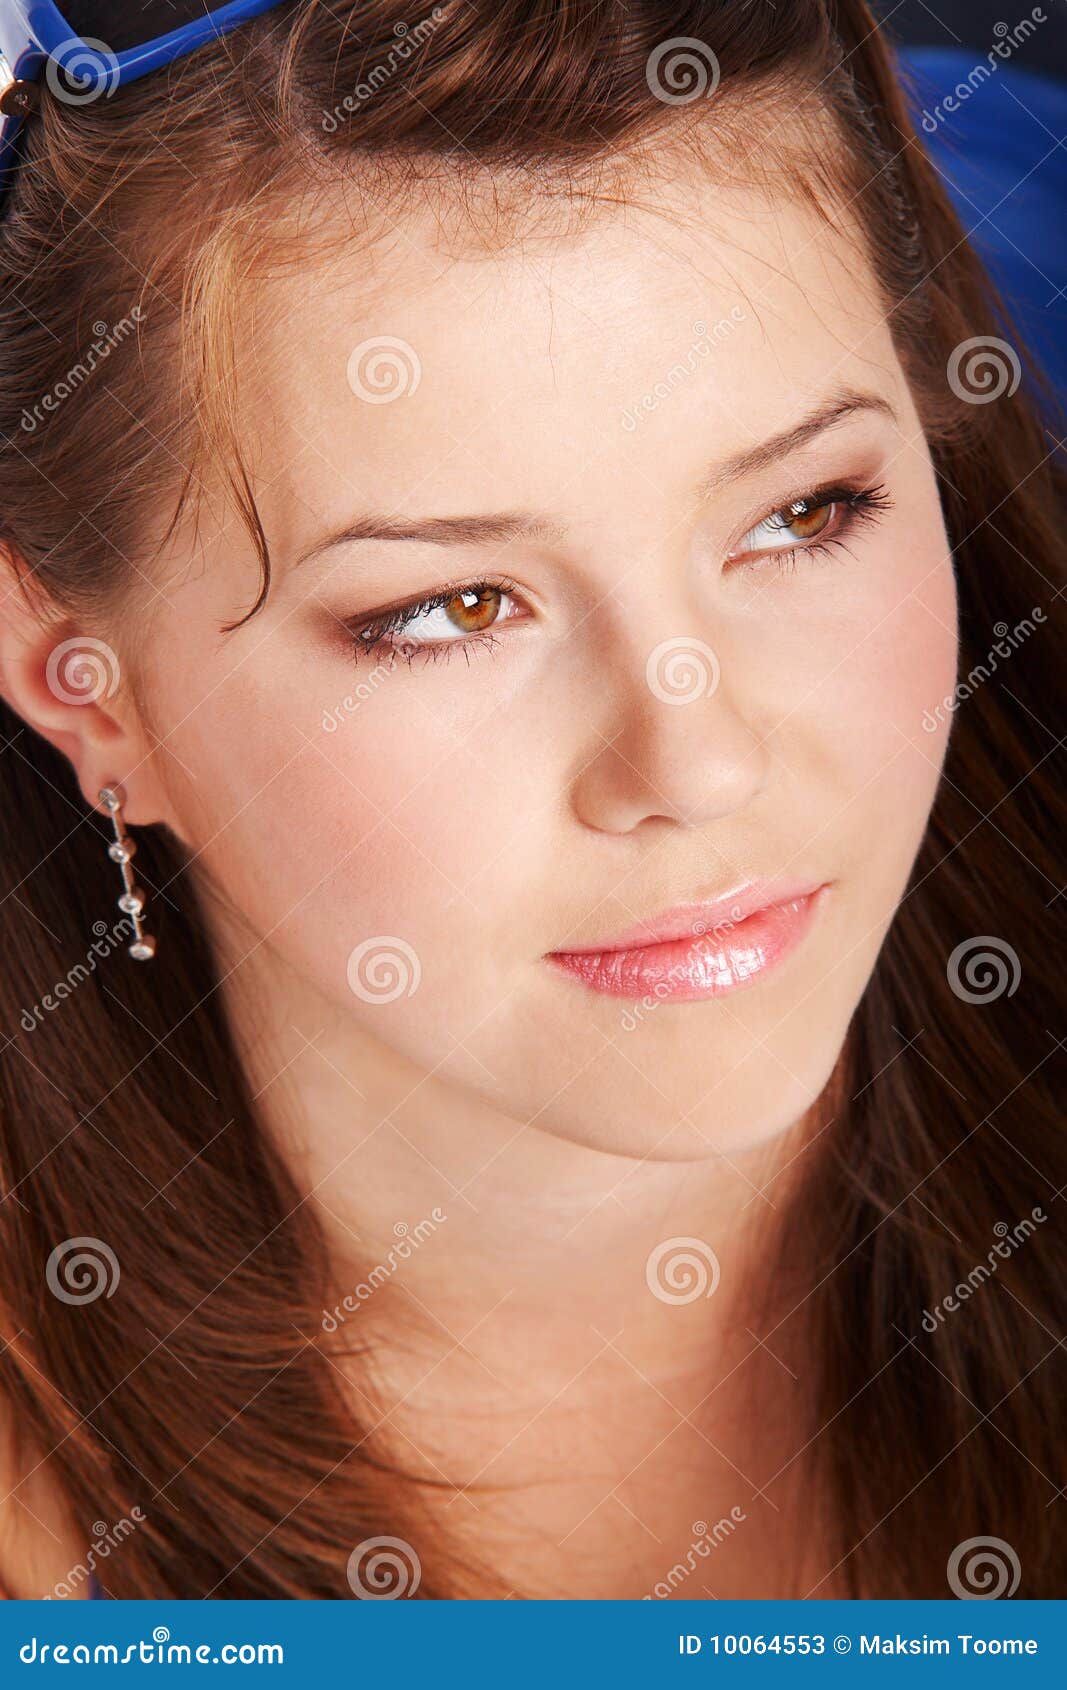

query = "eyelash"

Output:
[[345, 574, 523, 668], [343, 479, 894, 667], [735, 480, 894, 574]]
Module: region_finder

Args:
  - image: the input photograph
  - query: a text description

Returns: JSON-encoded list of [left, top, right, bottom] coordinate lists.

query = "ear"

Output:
[[0, 555, 181, 831]]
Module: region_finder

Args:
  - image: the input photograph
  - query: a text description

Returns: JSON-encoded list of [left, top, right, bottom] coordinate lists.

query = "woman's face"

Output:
[[134, 163, 958, 1161]]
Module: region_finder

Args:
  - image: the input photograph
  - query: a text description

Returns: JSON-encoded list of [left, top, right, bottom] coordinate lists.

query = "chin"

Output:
[[521, 1021, 850, 1164]]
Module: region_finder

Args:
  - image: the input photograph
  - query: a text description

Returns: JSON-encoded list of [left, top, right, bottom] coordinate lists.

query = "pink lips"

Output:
[[543, 883, 829, 1003]]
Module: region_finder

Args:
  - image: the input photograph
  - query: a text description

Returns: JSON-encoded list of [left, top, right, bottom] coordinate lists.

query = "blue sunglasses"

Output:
[[0, 1, 290, 206]]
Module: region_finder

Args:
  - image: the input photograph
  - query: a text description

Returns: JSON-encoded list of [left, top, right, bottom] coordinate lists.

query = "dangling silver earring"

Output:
[[97, 782, 156, 961]]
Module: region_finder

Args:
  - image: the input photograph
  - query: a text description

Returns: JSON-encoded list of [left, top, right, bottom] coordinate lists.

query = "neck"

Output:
[[215, 924, 830, 1597]]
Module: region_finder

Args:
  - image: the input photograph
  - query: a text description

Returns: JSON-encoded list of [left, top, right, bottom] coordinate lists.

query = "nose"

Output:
[[569, 632, 770, 834]]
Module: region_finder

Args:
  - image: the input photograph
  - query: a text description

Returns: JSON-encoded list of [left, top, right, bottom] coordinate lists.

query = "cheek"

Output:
[[779, 541, 958, 922], [162, 663, 548, 1043], [833, 545, 959, 806]]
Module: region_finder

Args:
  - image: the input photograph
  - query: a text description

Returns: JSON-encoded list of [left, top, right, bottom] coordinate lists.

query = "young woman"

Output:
[[0, 0, 1063, 1600]]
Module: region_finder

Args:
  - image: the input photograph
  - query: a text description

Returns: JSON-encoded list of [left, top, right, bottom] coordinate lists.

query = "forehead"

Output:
[[234, 163, 902, 555]]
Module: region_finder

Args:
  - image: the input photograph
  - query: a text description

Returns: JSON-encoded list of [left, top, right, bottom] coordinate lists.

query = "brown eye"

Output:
[[728, 488, 863, 568], [442, 586, 503, 632], [779, 498, 834, 541], [354, 579, 522, 660]]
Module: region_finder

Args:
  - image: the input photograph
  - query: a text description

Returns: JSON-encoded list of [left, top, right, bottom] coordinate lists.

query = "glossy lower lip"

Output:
[[543, 885, 829, 1002]]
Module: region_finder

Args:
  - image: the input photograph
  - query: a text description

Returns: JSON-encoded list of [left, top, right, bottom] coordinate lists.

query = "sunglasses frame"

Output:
[[0, 0, 286, 203]]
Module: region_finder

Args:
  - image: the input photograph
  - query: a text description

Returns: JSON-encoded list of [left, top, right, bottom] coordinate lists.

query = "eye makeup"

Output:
[[341, 573, 526, 667], [338, 476, 894, 667], [727, 480, 893, 574]]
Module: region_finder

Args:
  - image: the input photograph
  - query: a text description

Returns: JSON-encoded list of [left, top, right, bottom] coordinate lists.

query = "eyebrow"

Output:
[[292, 387, 897, 568]]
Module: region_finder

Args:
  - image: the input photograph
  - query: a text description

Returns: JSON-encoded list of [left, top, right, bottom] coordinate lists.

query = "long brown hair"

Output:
[[0, 0, 1063, 1598]]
